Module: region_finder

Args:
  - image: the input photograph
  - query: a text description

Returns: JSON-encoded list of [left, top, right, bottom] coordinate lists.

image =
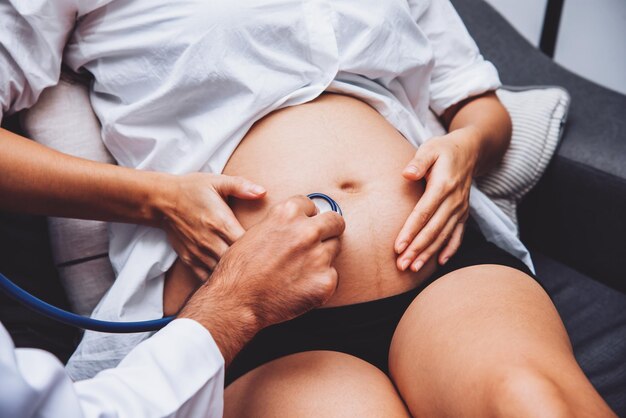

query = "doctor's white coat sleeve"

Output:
[[0, 319, 225, 418]]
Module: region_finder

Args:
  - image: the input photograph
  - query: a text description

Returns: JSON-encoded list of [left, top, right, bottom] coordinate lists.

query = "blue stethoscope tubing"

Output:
[[0, 272, 174, 333], [0, 193, 342, 333]]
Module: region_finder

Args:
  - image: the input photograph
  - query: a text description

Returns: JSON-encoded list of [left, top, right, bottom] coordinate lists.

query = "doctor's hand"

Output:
[[159, 173, 266, 282], [179, 195, 345, 364], [394, 128, 479, 272]]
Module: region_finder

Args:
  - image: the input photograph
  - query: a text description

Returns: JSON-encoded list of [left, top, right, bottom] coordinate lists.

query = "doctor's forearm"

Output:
[[442, 91, 512, 177], [0, 127, 173, 226], [179, 282, 257, 366]]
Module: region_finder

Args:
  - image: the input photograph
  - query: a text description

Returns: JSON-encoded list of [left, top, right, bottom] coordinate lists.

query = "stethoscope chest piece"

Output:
[[307, 193, 343, 216]]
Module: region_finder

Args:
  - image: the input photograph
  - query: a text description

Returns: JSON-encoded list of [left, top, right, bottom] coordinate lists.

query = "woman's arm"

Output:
[[0, 127, 266, 280], [441, 91, 511, 177], [395, 92, 511, 271]]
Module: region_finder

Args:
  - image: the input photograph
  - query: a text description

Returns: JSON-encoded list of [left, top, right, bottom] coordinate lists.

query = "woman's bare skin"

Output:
[[164, 93, 439, 313], [225, 266, 615, 417], [164, 93, 615, 417]]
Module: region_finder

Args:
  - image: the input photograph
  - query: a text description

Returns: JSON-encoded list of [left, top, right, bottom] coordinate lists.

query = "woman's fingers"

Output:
[[209, 174, 266, 242], [194, 256, 218, 280], [164, 173, 269, 280], [190, 264, 213, 283], [169, 210, 230, 273], [395, 134, 475, 271], [203, 233, 231, 260], [408, 213, 459, 272], [206, 195, 248, 244], [185, 249, 218, 282], [186, 249, 218, 282], [438, 222, 465, 265], [395, 176, 451, 254], [397, 198, 456, 271], [168, 231, 218, 282]]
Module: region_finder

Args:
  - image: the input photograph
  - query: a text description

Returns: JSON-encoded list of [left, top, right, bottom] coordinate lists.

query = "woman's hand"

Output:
[[159, 173, 266, 281], [0, 128, 265, 280], [394, 127, 480, 272], [394, 93, 512, 272]]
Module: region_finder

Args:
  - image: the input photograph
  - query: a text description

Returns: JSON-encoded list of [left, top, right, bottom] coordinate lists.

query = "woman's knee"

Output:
[[225, 350, 410, 418], [487, 366, 574, 418]]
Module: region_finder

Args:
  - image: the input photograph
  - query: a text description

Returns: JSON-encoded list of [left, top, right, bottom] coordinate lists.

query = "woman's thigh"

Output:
[[224, 350, 410, 418], [388, 265, 613, 417]]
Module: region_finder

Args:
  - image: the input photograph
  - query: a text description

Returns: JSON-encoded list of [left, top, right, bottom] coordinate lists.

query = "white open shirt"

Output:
[[1, 0, 533, 392]]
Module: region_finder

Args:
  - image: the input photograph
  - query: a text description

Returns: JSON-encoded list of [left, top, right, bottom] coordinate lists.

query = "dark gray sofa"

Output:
[[0, 0, 624, 414]]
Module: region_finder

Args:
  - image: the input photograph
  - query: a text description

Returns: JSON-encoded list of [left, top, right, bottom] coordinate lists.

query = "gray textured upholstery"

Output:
[[532, 251, 626, 413]]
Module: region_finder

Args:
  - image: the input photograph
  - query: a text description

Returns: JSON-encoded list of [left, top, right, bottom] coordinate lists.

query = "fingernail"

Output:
[[396, 240, 408, 254], [411, 260, 423, 272], [441, 256, 449, 265], [249, 185, 266, 195], [400, 258, 410, 271], [404, 165, 419, 176]]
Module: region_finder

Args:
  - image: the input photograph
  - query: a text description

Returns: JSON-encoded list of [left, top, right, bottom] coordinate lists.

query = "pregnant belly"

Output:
[[222, 93, 438, 307]]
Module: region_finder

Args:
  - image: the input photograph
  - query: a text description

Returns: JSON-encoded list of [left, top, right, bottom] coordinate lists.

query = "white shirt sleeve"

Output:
[[0, 0, 79, 123], [415, 0, 502, 115], [0, 319, 225, 418]]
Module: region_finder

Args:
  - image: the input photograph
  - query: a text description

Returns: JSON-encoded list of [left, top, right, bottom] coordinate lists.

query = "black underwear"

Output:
[[226, 220, 535, 386]]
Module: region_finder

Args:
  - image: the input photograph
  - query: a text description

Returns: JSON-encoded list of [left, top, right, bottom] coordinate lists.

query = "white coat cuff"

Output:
[[75, 318, 225, 418]]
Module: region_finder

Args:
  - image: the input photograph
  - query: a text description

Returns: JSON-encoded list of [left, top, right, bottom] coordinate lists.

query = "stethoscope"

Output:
[[0, 193, 342, 333]]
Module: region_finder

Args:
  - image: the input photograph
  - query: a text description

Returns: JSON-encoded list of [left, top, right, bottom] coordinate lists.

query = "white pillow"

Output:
[[20, 78, 570, 314], [480, 86, 570, 224]]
